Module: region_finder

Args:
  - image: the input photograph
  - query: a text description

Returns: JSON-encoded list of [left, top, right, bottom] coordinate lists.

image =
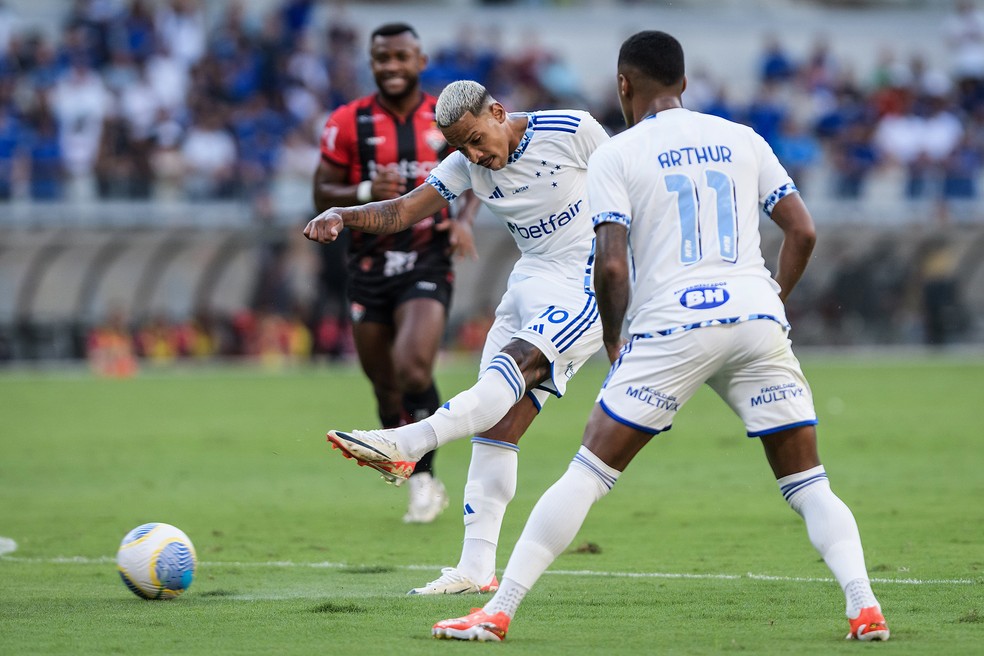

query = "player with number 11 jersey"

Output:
[[590, 108, 799, 338]]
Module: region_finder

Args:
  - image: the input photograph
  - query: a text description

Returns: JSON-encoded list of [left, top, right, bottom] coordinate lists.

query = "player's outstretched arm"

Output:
[[770, 192, 817, 303], [593, 222, 631, 363], [303, 184, 450, 244]]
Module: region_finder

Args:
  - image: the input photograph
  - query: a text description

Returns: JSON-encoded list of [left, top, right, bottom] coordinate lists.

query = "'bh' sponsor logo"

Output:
[[679, 286, 729, 309]]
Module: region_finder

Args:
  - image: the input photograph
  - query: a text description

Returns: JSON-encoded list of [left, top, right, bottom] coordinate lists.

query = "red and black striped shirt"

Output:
[[319, 93, 453, 283]]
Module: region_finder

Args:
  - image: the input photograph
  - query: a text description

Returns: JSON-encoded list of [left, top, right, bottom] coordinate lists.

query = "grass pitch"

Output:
[[1, 354, 982, 655]]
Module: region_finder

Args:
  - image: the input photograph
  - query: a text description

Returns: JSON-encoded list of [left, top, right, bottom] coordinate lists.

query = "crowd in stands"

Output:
[[0, 0, 980, 212], [86, 306, 333, 375], [0, 0, 980, 365]]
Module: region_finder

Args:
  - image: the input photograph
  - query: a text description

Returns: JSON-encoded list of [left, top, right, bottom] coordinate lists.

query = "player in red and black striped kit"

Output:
[[314, 23, 478, 523]]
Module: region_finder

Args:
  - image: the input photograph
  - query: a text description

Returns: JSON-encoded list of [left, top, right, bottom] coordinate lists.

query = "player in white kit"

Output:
[[433, 31, 889, 643], [304, 80, 609, 596]]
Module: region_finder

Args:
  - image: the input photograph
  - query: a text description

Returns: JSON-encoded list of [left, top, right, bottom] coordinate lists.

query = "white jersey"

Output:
[[427, 110, 609, 282], [588, 108, 797, 336]]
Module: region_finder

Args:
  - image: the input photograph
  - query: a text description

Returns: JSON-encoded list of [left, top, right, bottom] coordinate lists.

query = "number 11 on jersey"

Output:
[[665, 170, 738, 266]]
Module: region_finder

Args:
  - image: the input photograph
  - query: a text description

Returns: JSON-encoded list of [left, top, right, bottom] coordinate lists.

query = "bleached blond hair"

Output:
[[435, 80, 495, 128]]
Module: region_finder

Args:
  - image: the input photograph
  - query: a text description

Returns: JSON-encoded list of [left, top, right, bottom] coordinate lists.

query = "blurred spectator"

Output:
[[23, 33, 62, 90], [148, 108, 185, 200], [773, 116, 821, 195], [272, 121, 319, 209], [87, 307, 137, 377], [119, 58, 163, 141], [744, 81, 787, 147], [179, 101, 237, 199], [943, 0, 984, 84], [101, 48, 138, 94], [0, 0, 20, 57], [24, 103, 64, 199], [0, 79, 24, 199], [942, 130, 982, 208], [155, 0, 206, 70], [95, 113, 152, 198], [136, 313, 181, 363], [872, 88, 927, 198], [49, 55, 111, 199], [799, 35, 838, 94], [280, 0, 313, 43], [115, 0, 157, 63], [231, 93, 289, 198], [829, 121, 878, 199], [423, 22, 499, 90], [919, 239, 968, 345], [759, 35, 796, 84], [282, 35, 326, 123], [174, 312, 216, 359], [64, 0, 117, 69], [145, 40, 189, 114], [701, 83, 737, 122]]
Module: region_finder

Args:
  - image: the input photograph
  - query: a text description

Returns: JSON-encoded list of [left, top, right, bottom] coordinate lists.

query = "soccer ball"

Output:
[[116, 523, 197, 600]]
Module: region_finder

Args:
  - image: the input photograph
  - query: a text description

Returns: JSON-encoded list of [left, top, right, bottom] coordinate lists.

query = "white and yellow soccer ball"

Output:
[[116, 523, 197, 600]]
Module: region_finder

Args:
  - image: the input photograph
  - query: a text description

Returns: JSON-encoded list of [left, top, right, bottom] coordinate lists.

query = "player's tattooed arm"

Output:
[[344, 200, 406, 233], [304, 184, 451, 243]]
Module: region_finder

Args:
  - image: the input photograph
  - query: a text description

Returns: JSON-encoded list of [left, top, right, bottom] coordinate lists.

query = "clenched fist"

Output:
[[304, 210, 344, 243]]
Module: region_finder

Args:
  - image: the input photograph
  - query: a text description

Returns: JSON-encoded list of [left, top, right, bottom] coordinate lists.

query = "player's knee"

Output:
[[501, 340, 550, 384], [394, 360, 433, 393]]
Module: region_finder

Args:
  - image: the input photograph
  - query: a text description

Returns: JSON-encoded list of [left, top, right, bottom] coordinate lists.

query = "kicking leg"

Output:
[[327, 339, 551, 479]]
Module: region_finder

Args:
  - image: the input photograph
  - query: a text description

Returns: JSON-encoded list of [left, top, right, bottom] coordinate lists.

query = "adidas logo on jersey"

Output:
[[488, 186, 504, 199]]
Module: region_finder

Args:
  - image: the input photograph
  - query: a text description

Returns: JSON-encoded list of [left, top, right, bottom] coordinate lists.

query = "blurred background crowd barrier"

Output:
[[0, 0, 982, 369]]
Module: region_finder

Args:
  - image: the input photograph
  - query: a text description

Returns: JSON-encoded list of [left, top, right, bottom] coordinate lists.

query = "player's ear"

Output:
[[617, 73, 632, 102], [680, 74, 688, 95], [489, 102, 506, 123], [418, 51, 429, 70]]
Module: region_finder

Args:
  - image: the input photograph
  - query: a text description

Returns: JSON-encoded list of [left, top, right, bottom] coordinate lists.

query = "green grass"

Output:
[[1, 354, 982, 655]]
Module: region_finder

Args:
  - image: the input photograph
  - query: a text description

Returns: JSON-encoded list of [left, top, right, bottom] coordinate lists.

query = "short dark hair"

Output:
[[618, 31, 685, 87], [370, 23, 419, 40]]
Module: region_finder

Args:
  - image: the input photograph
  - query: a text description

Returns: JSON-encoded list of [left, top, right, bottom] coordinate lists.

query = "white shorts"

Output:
[[599, 319, 817, 436], [480, 272, 603, 409]]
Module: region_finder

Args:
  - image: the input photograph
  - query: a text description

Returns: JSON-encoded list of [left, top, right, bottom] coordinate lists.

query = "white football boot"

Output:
[[403, 472, 450, 523], [326, 429, 416, 485], [408, 567, 499, 595]]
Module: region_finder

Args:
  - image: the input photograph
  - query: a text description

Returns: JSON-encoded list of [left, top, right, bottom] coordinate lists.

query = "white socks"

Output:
[[396, 354, 526, 461], [484, 446, 620, 618], [483, 578, 529, 618], [779, 465, 879, 616], [456, 440, 519, 586]]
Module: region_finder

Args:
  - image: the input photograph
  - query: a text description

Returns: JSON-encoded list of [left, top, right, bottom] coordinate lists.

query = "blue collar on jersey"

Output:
[[508, 115, 534, 165]]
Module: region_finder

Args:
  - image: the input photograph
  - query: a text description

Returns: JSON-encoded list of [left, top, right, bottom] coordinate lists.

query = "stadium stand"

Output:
[[0, 0, 980, 364]]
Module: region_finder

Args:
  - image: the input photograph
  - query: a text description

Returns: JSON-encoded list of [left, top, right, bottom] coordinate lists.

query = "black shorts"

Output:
[[347, 270, 453, 326]]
